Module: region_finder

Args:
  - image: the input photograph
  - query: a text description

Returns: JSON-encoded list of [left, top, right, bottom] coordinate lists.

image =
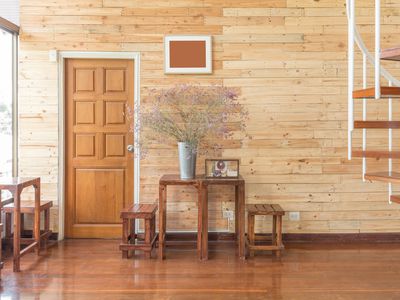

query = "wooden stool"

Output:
[[4, 200, 53, 251], [120, 204, 158, 259], [246, 204, 285, 257]]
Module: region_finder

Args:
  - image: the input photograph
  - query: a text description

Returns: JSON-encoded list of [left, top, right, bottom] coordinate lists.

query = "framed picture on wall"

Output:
[[164, 35, 212, 74]]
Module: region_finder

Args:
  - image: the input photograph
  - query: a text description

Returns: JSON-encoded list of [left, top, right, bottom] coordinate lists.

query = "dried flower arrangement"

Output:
[[126, 84, 248, 158]]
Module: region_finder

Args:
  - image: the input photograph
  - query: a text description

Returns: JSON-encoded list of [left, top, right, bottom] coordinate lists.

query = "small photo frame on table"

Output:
[[205, 159, 240, 179], [164, 35, 212, 74]]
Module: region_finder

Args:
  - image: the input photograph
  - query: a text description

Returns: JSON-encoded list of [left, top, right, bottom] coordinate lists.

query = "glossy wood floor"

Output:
[[1, 239, 400, 299]]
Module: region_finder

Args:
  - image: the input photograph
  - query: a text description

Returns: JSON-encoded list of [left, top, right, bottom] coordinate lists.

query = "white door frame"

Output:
[[57, 51, 141, 240]]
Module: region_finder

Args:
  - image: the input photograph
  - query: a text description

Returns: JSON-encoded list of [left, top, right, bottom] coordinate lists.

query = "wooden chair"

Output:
[[120, 204, 158, 259], [246, 204, 285, 257], [3, 200, 53, 251]]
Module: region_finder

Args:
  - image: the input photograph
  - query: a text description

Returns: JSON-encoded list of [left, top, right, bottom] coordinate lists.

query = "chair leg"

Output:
[[150, 217, 155, 240], [145, 219, 151, 259], [248, 214, 255, 257], [33, 211, 41, 256], [272, 215, 277, 255], [272, 215, 277, 245], [44, 209, 50, 250], [130, 218, 136, 243], [127, 219, 135, 258], [20, 214, 25, 236], [276, 215, 283, 257], [5, 213, 12, 250], [122, 218, 129, 259]]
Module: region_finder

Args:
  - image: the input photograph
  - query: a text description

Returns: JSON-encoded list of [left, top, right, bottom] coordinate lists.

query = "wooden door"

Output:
[[65, 58, 134, 238]]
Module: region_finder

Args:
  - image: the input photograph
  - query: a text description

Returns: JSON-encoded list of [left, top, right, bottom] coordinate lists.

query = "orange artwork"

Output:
[[169, 41, 206, 68]]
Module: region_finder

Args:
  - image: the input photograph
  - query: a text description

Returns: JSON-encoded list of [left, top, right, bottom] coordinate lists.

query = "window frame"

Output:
[[0, 16, 19, 177]]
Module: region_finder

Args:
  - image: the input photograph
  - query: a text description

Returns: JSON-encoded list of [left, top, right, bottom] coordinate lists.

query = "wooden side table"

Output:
[[203, 176, 246, 260], [0, 177, 41, 272], [158, 174, 246, 260], [159, 175, 204, 260]]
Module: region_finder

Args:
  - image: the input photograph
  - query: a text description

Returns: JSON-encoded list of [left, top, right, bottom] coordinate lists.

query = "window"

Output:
[[0, 17, 18, 200], [0, 27, 14, 178]]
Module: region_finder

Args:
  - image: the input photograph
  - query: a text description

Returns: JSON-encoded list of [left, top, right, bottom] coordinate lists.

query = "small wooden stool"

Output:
[[120, 204, 158, 259], [246, 204, 285, 257], [3, 201, 53, 252]]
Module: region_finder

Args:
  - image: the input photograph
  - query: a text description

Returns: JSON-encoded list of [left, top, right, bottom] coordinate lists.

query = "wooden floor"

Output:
[[1, 239, 400, 299]]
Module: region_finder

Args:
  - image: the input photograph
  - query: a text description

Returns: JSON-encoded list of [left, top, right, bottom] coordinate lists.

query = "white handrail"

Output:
[[348, 0, 355, 160], [389, 80, 393, 203], [362, 53, 367, 181], [375, 0, 381, 99], [346, 0, 400, 87]]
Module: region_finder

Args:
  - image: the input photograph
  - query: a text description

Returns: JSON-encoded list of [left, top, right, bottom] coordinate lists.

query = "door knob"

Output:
[[127, 144, 135, 153]]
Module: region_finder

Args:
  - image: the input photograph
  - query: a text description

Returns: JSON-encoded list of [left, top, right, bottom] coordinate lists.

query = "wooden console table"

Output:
[[158, 174, 245, 260], [0, 177, 41, 272]]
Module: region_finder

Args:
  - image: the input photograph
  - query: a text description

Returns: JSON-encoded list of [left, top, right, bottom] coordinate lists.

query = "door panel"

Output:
[[75, 169, 124, 224], [65, 58, 134, 238]]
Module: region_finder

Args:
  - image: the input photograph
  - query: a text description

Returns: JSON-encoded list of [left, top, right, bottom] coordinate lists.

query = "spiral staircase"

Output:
[[347, 0, 400, 204]]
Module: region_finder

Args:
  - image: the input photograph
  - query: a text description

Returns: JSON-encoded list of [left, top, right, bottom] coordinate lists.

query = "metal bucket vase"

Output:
[[178, 142, 197, 180]]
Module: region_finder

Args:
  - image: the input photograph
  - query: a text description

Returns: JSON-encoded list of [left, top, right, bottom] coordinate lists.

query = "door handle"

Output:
[[127, 144, 135, 153]]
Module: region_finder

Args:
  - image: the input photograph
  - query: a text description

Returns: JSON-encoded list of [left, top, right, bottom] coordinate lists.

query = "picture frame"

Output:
[[205, 159, 240, 179], [164, 35, 212, 74]]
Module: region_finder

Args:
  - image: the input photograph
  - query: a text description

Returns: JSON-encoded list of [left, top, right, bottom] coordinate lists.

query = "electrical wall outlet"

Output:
[[49, 49, 58, 62], [289, 211, 300, 221], [223, 210, 234, 220]]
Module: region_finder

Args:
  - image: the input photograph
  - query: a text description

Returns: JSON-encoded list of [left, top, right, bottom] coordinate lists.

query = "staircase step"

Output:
[[390, 195, 400, 204], [352, 149, 400, 159], [381, 46, 400, 61], [353, 87, 400, 99], [364, 172, 400, 184], [354, 121, 400, 129]]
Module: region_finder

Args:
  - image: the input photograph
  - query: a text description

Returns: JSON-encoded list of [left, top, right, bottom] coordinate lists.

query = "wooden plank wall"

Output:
[[18, 0, 400, 234]]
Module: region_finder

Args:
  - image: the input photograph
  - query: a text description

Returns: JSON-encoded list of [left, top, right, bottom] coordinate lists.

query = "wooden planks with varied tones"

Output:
[[17, 0, 400, 235]]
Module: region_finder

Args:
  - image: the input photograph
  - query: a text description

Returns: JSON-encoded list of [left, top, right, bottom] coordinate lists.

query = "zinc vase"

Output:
[[178, 142, 197, 180]]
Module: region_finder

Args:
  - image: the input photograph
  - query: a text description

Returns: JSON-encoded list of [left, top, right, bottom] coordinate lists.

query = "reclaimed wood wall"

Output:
[[18, 0, 400, 233]]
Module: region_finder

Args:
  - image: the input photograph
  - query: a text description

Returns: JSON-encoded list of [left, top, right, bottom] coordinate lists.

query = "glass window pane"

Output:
[[0, 28, 13, 184]]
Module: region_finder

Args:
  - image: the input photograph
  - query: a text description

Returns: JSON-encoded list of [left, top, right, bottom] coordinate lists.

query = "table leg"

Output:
[[203, 185, 208, 260], [34, 182, 41, 255], [13, 190, 21, 272], [197, 183, 202, 259], [235, 185, 239, 242], [238, 183, 246, 259], [158, 184, 166, 259], [197, 183, 208, 260]]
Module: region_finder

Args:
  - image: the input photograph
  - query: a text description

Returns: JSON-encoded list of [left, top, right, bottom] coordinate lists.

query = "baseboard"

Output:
[[283, 233, 400, 243], [164, 232, 400, 243], [50, 232, 400, 243]]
